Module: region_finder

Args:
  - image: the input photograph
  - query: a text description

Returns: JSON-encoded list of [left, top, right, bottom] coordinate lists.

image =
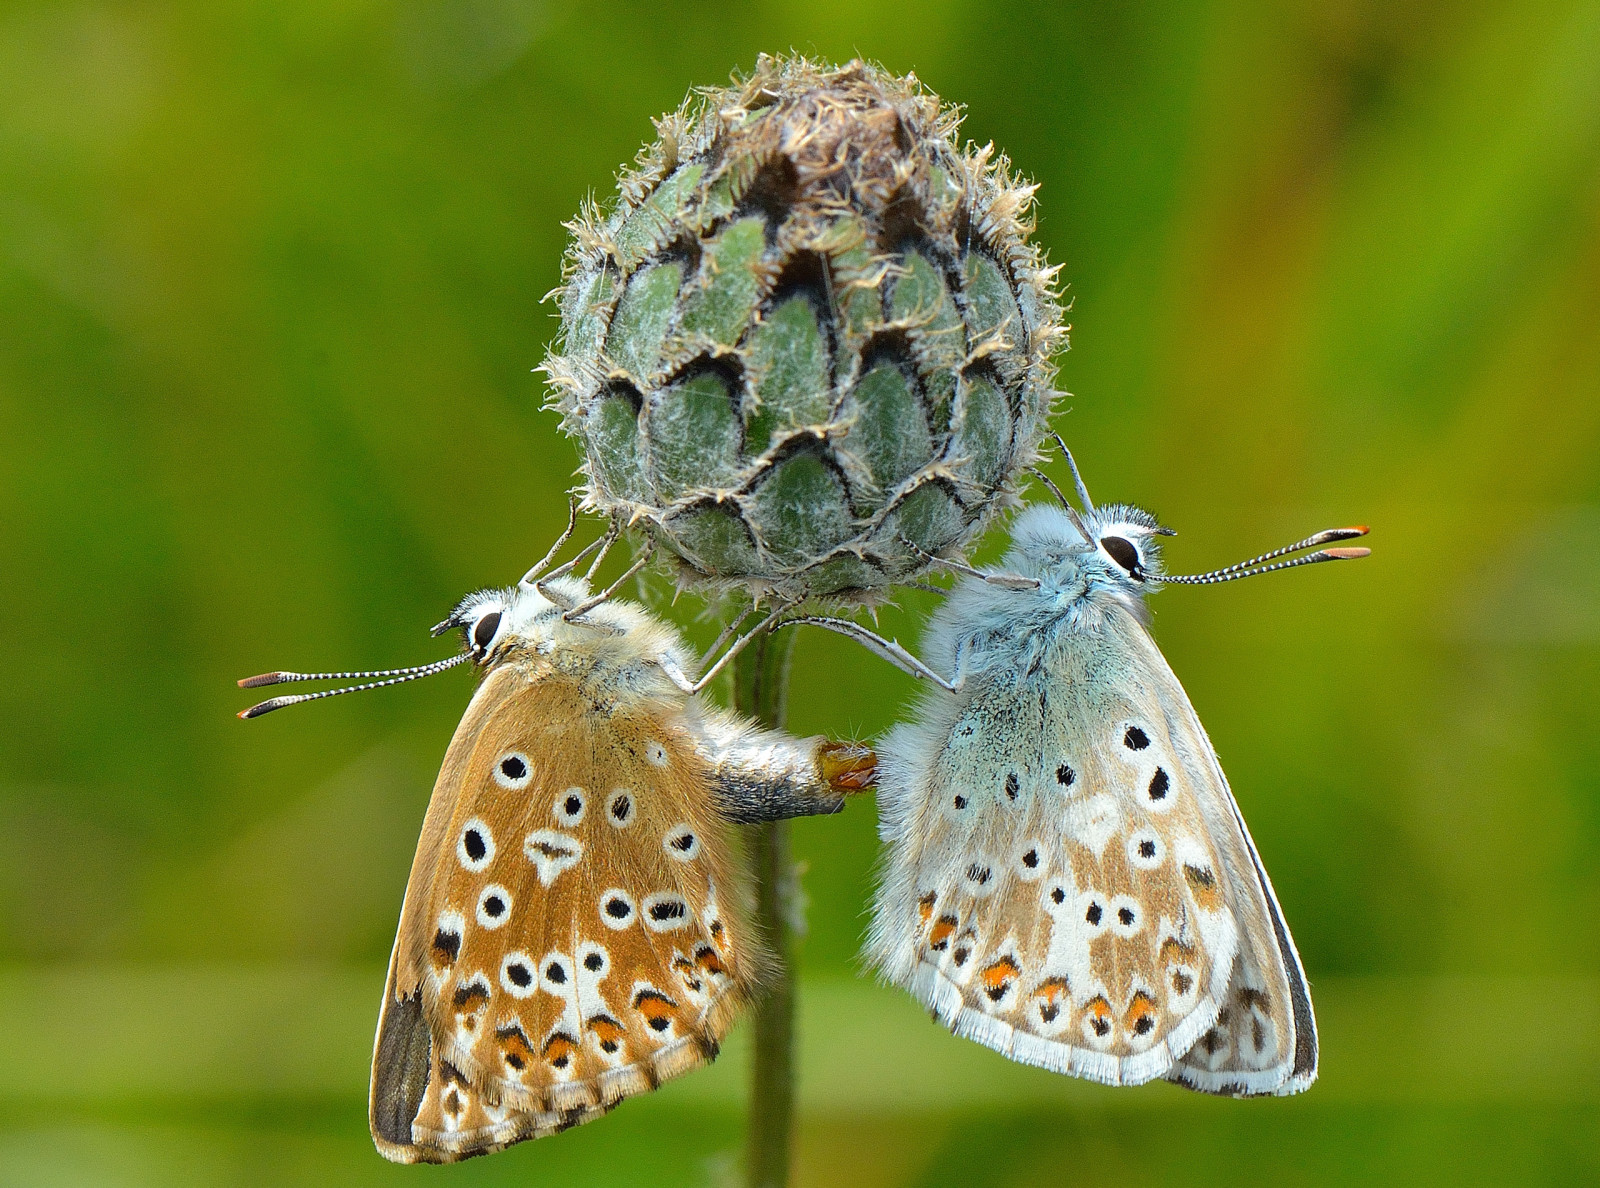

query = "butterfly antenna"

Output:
[[1163, 527, 1370, 585], [1051, 432, 1095, 514], [236, 652, 471, 718], [518, 497, 580, 586], [1027, 466, 1090, 539]]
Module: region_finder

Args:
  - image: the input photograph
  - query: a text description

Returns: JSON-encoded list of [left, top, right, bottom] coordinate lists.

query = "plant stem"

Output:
[[734, 625, 798, 1188]]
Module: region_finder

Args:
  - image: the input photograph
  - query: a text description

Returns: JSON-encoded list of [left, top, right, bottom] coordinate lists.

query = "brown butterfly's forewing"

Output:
[[371, 661, 761, 1162]]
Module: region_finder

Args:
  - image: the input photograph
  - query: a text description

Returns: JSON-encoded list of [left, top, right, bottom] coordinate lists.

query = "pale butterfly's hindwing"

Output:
[[369, 578, 869, 1163], [869, 502, 1318, 1096]]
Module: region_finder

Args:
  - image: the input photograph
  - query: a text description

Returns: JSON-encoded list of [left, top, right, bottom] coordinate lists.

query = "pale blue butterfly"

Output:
[[790, 438, 1368, 1095]]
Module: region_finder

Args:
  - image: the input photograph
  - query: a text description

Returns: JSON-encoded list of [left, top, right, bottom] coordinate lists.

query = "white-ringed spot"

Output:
[[646, 741, 669, 767], [606, 788, 635, 828], [553, 787, 586, 826], [1014, 838, 1047, 882], [962, 859, 997, 897], [1146, 767, 1173, 810], [476, 883, 512, 929], [576, 941, 610, 980], [457, 818, 495, 872], [641, 892, 693, 932], [1081, 894, 1109, 934], [1109, 894, 1144, 938], [500, 951, 538, 998], [1127, 831, 1165, 870], [538, 950, 574, 996], [494, 752, 532, 790], [663, 824, 701, 862], [598, 888, 637, 930]]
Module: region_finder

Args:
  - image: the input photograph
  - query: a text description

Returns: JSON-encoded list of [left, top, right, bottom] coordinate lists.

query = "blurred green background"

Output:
[[2, 0, 1597, 1183]]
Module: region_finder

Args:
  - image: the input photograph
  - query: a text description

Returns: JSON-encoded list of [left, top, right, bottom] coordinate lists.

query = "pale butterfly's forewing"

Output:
[[871, 599, 1314, 1093], [1113, 611, 1318, 1095], [371, 665, 757, 1162]]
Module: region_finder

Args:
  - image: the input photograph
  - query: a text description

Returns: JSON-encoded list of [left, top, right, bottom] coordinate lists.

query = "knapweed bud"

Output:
[[545, 54, 1064, 602]]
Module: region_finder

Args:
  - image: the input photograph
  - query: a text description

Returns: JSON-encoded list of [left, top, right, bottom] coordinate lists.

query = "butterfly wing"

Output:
[[871, 600, 1314, 1093], [370, 665, 759, 1163], [1128, 614, 1318, 1096]]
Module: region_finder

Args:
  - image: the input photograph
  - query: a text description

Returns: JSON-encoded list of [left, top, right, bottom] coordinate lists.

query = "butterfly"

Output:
[[789, 439, 1368, 1095], [238, 531, 875, 1162]]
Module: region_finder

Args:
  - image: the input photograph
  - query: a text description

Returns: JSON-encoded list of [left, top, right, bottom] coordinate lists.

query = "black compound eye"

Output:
[[1100, 535, 1141, 576], [472, 611, 503, 653]]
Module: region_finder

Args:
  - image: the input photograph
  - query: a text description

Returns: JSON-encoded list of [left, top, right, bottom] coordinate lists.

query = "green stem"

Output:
[[733, 626, 798, 1188]]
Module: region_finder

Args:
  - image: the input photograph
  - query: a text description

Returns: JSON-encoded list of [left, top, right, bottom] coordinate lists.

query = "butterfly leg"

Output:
[[562, 540, 655, 621], [678, 603, 793, 695], [778, 615, 961, 692], [583, 514, 622, 580], [518, 496, 580, 586], [898, 537, 1039, 591], [531, 534, 609, 608]]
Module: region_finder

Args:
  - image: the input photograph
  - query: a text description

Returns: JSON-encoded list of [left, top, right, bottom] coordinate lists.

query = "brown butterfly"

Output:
[[240, 571, 873, 1162]]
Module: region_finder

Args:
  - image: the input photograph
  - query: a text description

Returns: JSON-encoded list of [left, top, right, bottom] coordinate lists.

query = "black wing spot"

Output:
[[584, 952, 604, 972], [1138, 840, 1156, 859], [953, 795, 967, 810], [432, 929, 461, 963], [1085, 902, 1103, 926], [1050, 887, 1066, 905], [463, 828, 487, 861], [1056, 763, 1074, 786], [452, 981, 488, 1008], [1123, 725, 1150, 750], [564, 793, 583, 816], [1090, 1015, 1111, 1037], [1117, 906, 1136, 926], [649, 899, 687, 922], [1148, 768, 1169, 800], [483, 894, 505, 918], [545, 961, 567, 985], [1133, 1015, 1155, 1036], [1022, 848, 1039, 869], [499, 754, 527, 780], [605, 896, 633, 920], [965, 863, 992, 886], [505, 961, 533, 988], [1004, 772, 1019, 800]]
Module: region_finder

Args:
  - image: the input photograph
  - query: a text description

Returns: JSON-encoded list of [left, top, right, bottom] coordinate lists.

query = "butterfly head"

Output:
[[1006, 501, 1173, 598], [1081, 504, 1175, 589], [433, 575, 640, 666]]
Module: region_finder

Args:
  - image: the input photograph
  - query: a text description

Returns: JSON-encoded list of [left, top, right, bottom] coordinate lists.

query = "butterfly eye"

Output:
[[471, 610, 503, 654], [1100, 535, 1142, 577]]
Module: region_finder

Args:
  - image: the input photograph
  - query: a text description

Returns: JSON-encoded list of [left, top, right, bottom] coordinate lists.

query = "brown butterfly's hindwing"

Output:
[[372, 665, 758, 1162]]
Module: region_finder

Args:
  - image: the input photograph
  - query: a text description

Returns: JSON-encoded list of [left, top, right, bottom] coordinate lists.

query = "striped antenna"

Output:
[[237, 652, 470, 718], [1163, 527, 1370, 586]]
